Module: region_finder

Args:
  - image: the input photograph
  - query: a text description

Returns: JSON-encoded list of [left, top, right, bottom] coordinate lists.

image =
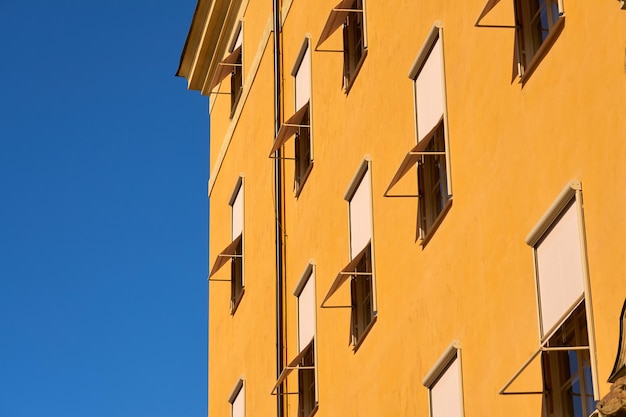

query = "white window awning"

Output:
[[475, 0, 501, 26], [474, 0, 518, 27], [209, 46, 242, 91], [316, 0, 363, 49], [208, 234, 242, 279], [499, 343, 591, 395], [383, 122, 444, 197], [269, 102, 310, 157], [321, 243, 370, 306], [270, 340, 314, 395]]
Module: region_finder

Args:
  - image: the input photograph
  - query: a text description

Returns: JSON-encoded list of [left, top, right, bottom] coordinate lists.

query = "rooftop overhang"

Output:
[[176, 0, 242, 94]]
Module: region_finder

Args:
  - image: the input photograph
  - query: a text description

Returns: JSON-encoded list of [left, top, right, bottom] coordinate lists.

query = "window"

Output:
[[417, 122, 448, 235], [297, 342, 316, 417], [295, 266, 317, 417], [527, 183, 597, 417], [500, 181, 599, 416], [272, 264, 318, 417], [208, 177, 244, 313], [269, 39, 313, 195], [515, 0, 564, 75], [413, 27, 450, 237], [316, 0, 367, 92], [384, 24, 451, 242], [229, 379, 245, 417], [230, 28, 243, 117], [322, 159, 376, 348], [350, 244, 372, 342], [293, 42, 312, 193], [229, 179, 244, 311], [342, 0, 366, 89], [208, 24, 243, 117], [542, 303, 595, 417], [423, 342, 464, 417], [346, 161, 375, 345]]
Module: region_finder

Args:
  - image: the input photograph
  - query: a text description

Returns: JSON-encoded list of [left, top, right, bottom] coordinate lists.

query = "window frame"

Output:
[[514, 0, 565, 80], [342, 0, 367, 92], [423, 341, 465, 417], [499, 181, 599, 404], [525, 180, 599, 401], [344, 158, 377, 348], [315, 0, 367, 93], [350, 244, 373, 344], [269, 38, 314, 196], [293, 263, 318, 417], [541, 302, 596, 417], [291, 37, 314, 196], [207, 175, 245, 313], [319, 158, 377, 349], [410, 24, 451, 241], [228, 378, 245, 417], [271, 263, 318, 417], [229, 23, 244, 118], [384, 23, 451, 243], [229, 176, 245, 313], [416, 121, 450, 239]]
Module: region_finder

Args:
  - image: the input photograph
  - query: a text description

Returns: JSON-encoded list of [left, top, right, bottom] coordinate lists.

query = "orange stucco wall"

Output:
[[183, 0, 626, 415]]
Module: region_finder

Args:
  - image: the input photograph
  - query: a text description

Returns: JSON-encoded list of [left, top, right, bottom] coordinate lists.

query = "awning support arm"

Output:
[[383, 193, 420, 198], [409, 151, 446, 156], [499, 345, 590, 395], [282, 123, 309, 128], [475, 23, 518, 28], [269, 156, 297, 160]]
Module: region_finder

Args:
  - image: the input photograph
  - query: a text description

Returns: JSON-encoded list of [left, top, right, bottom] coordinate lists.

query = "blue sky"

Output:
[[0, 1, 208, 417]]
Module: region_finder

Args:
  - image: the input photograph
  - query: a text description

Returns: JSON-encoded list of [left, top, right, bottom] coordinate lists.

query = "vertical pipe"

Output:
[[272, 1, 285, 417]]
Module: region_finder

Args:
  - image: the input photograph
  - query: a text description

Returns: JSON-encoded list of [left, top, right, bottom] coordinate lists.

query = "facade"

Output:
[[176, 0, 626, 416]]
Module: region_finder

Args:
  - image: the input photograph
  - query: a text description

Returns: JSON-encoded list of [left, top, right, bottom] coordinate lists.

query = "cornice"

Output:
[[176, 0, 243, 95], [176, 0, 211, 80]]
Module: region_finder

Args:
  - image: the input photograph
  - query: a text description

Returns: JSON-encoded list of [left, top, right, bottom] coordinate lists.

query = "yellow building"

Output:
[[176, 0, 626, 416]]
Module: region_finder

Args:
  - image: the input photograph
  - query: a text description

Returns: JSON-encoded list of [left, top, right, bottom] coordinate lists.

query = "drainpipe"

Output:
[[272, 0, 285, 417]]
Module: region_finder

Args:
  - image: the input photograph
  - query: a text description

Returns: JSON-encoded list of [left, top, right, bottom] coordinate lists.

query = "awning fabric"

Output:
[[385, 144, 422, 196], [316, 0, 359, 48], [384, 123, 440, 195], [321, 243, 370, 305], [209, 46, 242, 91], [269, 103, 310, 156], [271, 339, 314, 394], [208, 234, 242, 278], [475, 0, 501, 26]]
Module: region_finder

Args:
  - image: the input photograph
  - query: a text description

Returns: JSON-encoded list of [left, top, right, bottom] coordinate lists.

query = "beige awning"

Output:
[[475, 0, 501, 26], [316, 0, 361, 48], [209, 234, 242, 278], [321, 243, 370, 305], [474, 0, 518, 28], [270, 340, 314, 394], [384, 144, 422, 197], [209, 46, 242, 91], [384, 122, 444, 196], [499, 344, 591, 395], [269, 103, 310, 156]]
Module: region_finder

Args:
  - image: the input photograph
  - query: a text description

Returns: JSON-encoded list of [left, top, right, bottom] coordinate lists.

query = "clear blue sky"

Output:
[[0, 1, 208, 417]]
